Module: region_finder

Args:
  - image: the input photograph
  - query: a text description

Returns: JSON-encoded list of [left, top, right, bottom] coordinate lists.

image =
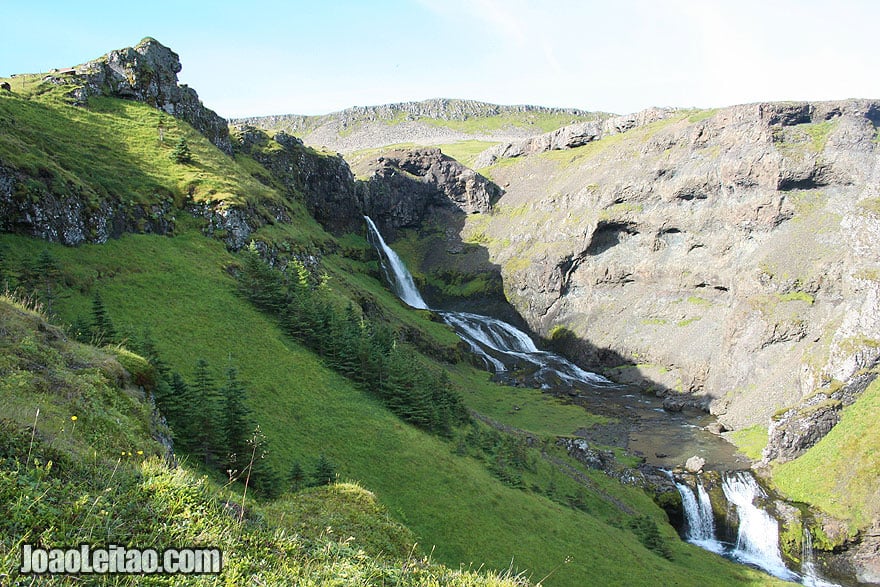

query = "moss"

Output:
[[857, 198, 880, 217], [676, 317, 702, 327], [728, 425, 768, 461], [778, 291, 815, 304]]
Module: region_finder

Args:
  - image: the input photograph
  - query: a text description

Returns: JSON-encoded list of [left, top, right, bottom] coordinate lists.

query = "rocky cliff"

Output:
[[351, 147, 501, 238], [411, 100, 880, 434]]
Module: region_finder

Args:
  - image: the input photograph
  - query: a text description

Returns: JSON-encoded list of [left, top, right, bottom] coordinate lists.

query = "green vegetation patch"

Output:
[[728, 425, 769, 461], [436, 140, 498, 168], [0, 85, 278, 211], [773, 377, 880, 530]]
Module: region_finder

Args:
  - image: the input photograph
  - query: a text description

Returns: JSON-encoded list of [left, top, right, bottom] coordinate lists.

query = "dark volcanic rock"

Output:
[[763, 368, 878, 463], [359, 148, 501, 236], [0, 165, 174, 245], [231, 125, 360, 234]]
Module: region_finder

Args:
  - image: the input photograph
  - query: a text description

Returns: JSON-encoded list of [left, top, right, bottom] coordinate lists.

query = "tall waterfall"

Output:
[[364, 216, 428, 310], [364, 216, 614, 388]]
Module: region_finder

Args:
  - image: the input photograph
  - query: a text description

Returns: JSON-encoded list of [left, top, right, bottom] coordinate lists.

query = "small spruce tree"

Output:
[[90, 291, 116, 346], [222, 366, 253, 473], [312, 453, 336, 486], [289, 461, 305, 491], [170, 136, 193, 164]]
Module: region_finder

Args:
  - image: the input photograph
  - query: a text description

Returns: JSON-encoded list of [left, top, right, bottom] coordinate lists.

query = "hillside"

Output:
[[0, 39, 788, 586], [234, 98, 605, 154]]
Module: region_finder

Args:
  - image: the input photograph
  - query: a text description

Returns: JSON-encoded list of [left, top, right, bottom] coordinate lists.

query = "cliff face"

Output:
[[235, 99, 602, 153], [352, 148, 501, 238], [445, 100, 880, 430]]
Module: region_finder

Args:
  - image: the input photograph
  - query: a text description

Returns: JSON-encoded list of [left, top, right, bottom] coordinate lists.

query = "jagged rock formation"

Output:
[[235, 99, 603, 153], [352, 147, 501, 238], [426, 99, 880, 433], [0, 164, 175, 245], [231, 124, 360, 233], [48, 37, 232, 155], [473, 107, 676, 167]]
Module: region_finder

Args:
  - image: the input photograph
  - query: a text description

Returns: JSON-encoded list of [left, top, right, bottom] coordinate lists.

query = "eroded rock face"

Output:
[[356, 148, 501, 237], [763, 369, 877, 463], [455, 99, 880, 431], [52, 37, 232, 155], [0, 165, 174, 245], [474, 107, 675, 167], [231, 125, 359, 234]]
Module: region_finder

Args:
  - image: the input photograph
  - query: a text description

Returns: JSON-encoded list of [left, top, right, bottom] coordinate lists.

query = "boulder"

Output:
[[685, 456, 706, 473]]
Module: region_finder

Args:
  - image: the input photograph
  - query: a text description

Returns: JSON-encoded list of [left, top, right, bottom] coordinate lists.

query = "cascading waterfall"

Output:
[[675, 479, 724, 553], [801, 528, 841, 587], [721, 471, 796, 581], [364, 216, 615, 388], [364, 216, 428, 310], [674, 471, 842, 585]]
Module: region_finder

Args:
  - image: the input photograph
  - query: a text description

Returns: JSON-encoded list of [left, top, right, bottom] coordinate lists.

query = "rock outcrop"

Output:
[[0, 165, 174, 245], [235, 99, 601, 154], [763, 367, 878, 463], [232, 125, 359, 233], [474, 107, 675, 167], [49, 37, 232, 155], [354, 148, 501, 237]]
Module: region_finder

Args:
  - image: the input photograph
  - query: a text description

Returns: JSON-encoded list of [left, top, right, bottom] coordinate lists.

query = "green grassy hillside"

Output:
[[0, 293, 528, 586], [773, 376, 880, 530], [0, 74, 783, 585]]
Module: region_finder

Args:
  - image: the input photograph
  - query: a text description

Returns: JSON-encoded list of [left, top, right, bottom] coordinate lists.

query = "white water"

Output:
[[722, 471, 797, 581], [364, 216, 615, 388], [676, 480, 725, 554], [364, 216, 429, 310], [674, 471, 844, 585], [802, 528, 841, 587]]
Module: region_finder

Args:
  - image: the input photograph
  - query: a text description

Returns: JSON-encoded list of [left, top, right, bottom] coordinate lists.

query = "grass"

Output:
[[728, 425, 769, 461], [447, 364, 611, 437], [772, 377, 880, 531], [422, 111, 598, 135], [0, 75, 787, 585], [0, 83, 276, 212], [435, 140, 499, 168]]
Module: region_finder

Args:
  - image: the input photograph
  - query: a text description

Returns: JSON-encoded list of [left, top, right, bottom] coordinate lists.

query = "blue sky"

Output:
[[2, 0, 878, 118]]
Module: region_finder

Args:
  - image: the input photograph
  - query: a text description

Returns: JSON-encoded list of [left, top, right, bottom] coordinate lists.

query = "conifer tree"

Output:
[[164, 372, 195, 449], [170, 136, 193, 164], [312, 453, 336, 486], [192, 358, 222, 465], [91, 291, 116, 346], [222, 366, 252, 473], [34, 250, 62, 317], [289, 461, 305, 491]]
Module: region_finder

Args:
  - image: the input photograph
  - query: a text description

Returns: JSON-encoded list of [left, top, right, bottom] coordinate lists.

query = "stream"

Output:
[[364, 216, 845, 585]]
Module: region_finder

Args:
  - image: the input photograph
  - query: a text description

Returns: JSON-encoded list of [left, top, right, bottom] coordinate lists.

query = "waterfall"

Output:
[[364, 216, 615, 388], [675, 479, 724, 553], [802, 528, 841, 587], [722, 472, 797, 581], [364, 216, 428, 309]]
